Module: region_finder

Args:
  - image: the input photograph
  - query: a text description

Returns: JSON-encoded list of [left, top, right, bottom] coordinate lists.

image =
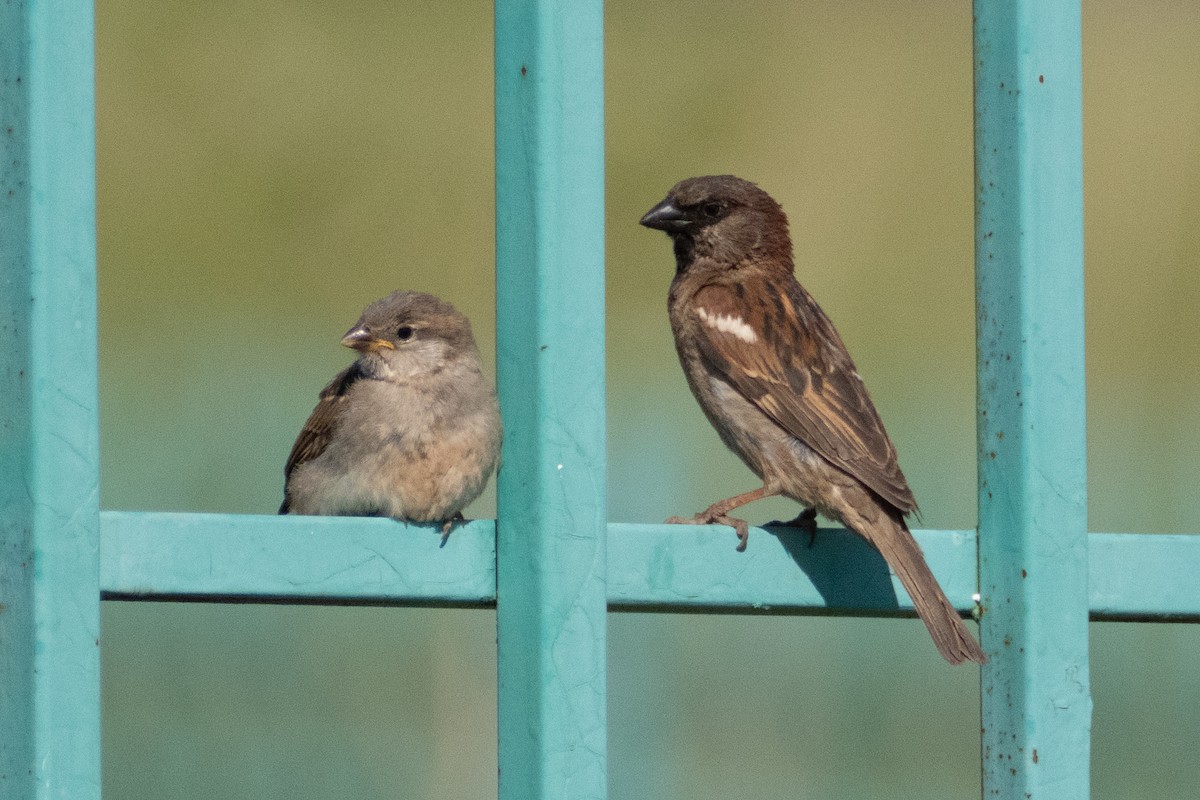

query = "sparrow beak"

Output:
[[342, 325, 395, 352], [639, 198, 691, 232]]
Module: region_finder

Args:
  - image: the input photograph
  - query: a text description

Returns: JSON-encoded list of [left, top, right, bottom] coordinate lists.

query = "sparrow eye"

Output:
[[702, 202, 722, 219], [396, 325, 415, 341]]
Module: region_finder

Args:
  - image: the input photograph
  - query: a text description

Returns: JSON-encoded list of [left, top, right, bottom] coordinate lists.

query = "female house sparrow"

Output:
[[280, 291, 502, 538], [640, 175, 985, 665]]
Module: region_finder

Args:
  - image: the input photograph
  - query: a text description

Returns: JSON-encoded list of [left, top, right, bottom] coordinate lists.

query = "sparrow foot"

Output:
[[439, 512, 466, 547], [665, 512, 752, 552], [764, 506, 818, 547]]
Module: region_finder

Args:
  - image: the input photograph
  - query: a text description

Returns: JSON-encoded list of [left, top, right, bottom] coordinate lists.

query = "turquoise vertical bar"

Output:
[[0, 2, 101, 799], [494, 1, 607, 799], [975, 1, 1090, 798]]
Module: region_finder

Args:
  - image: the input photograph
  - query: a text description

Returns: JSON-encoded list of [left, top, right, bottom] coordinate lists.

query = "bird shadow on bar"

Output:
[[764, 525, 909, 616]]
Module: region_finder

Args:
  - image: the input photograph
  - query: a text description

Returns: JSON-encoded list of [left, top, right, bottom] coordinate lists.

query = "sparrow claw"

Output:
[[439, 512, 466, 547], [712, 514, 751, 551], [665, 511, 752, 551]]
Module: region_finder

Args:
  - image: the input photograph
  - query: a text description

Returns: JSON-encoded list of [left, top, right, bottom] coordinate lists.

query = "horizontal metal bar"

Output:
[[1087, 533, 1200, 622], [607, 524, 982, 615], [99, 513, 1200, 619], [100, 511, 497, 606]]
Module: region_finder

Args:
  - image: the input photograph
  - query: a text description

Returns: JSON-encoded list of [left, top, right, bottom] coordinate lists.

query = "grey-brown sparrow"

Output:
[[280, 291, 502, 539]]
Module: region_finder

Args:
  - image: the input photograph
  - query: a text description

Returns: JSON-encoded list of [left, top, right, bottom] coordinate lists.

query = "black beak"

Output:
[[639, 198, 691, 233]]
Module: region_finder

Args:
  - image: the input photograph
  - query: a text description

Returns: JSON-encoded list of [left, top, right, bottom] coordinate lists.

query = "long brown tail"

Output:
[[856, 510, 987, 665]]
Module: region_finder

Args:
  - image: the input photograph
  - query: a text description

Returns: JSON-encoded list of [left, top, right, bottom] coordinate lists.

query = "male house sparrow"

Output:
[[280, 291, 502, 537], [640, 175, 986, 665]]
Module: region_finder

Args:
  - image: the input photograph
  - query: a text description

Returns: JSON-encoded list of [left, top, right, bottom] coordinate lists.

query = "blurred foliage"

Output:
[[96, 1, 1199, 798]]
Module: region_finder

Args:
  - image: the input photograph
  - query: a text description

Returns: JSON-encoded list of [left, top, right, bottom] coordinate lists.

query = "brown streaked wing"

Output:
[[283, 363, 363, 481], [690, 279, 917, 513]]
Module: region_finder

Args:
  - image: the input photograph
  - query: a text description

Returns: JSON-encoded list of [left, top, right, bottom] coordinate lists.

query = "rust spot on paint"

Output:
[[520, 65, 527, 77], [1039, 75, 1045, 83], [1021, 569, 1027, 578], [996, 431, 1004, 441], [1032, 749, 1039, 764], [988, 451, 996, 459]]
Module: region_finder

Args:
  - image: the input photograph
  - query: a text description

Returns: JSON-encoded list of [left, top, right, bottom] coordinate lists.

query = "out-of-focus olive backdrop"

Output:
[[96, 1, 1198, 798]]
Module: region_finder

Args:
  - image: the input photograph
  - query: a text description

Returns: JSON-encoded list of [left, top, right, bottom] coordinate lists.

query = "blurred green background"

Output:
[[95, 1, 1199, 798]]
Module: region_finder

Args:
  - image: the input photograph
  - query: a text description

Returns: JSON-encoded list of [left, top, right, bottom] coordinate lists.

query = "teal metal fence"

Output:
[[3, 1, 1199, 799]]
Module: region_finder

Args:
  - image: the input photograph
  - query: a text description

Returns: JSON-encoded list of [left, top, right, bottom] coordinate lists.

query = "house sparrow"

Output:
[[280, 290, 502, 539], [640, 175, 986, 665]]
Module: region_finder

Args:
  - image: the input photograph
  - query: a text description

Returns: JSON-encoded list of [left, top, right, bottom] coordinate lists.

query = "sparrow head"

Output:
[[639, 175, 793, 274], [341, 290, 480, 379]]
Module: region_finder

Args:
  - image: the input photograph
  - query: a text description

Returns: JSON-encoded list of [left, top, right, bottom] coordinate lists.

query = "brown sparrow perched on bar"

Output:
[[641, 175, 985, 665]]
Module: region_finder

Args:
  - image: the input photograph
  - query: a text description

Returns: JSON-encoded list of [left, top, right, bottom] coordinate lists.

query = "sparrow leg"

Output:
[[439, 511, 466, 547], [666, 485, 778, 551], [765, 506, 819, 546]]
